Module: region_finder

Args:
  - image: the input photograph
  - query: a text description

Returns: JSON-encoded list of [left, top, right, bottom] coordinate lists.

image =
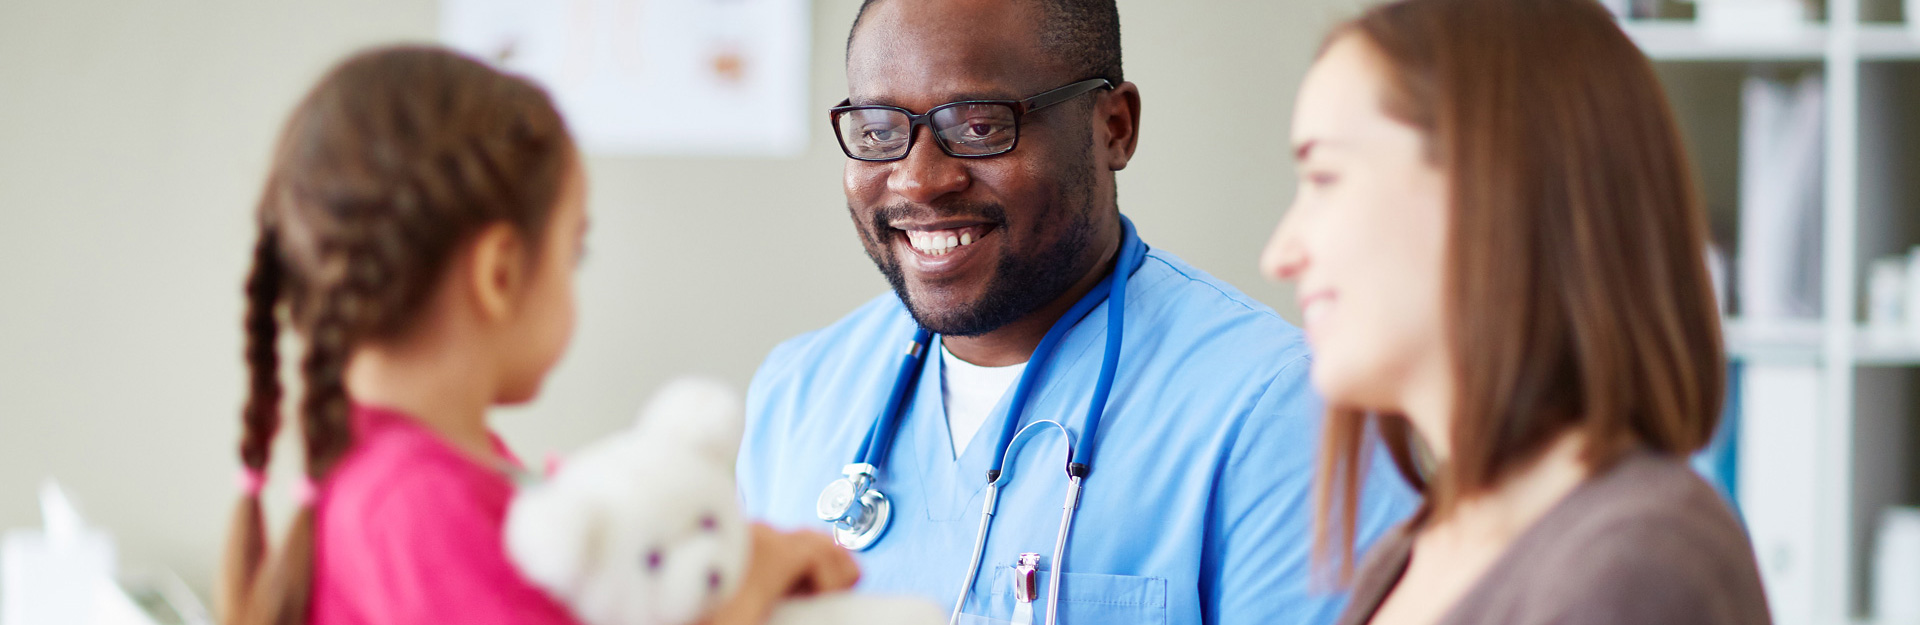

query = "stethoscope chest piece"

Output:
[[815, 463, 891, 550]]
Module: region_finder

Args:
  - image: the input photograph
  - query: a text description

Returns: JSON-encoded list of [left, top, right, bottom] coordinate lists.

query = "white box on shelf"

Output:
[[1906, 246, 1920, 343], [1868, 257, 1906, 338], [1698, 0, 1812, 43], [1873, 507, 1920, 622], [1911, 0, 1920, 40], [1738, 364, 1820, 625]]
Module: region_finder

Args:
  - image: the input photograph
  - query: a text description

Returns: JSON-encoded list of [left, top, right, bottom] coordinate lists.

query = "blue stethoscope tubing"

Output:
[[853, 215, 1143, 476], [951, 220, 1139, 625], [827, 217, 1144, 625]]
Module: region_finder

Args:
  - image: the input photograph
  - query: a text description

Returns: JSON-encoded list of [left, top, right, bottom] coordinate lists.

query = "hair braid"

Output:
[[240, 232, 284, 470], [220, 228, 284, 624], [300, 212, 394, 480]]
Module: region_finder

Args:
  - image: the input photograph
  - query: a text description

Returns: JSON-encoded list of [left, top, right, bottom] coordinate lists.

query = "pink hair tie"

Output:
[[237, 468, 267, 497], [293, 477, 320, 506]]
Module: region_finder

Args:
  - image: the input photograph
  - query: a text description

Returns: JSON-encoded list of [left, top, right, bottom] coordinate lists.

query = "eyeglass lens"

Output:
[[836, 102, 1019, 161]]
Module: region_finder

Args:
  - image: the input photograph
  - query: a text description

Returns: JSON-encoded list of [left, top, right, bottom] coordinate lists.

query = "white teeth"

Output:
[[903, 228, 981, 255]]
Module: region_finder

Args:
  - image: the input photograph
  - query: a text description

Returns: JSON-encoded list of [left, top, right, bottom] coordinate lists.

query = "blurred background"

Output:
[[1, 0, 1918, 624]]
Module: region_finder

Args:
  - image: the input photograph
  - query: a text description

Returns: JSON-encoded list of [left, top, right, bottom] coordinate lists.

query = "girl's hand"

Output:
[[704, 523, 861, 625]]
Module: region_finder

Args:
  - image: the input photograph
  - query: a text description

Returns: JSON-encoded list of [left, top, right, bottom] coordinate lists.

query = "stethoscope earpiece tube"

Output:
[[949, 484, 998, 625]]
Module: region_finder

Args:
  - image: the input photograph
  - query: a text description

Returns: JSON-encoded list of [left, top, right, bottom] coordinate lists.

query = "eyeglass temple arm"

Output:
[[1021, 78, 1115, 113]]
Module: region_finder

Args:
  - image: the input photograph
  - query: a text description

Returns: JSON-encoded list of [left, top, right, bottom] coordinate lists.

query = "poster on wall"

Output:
[[440, 0, 811, 158]]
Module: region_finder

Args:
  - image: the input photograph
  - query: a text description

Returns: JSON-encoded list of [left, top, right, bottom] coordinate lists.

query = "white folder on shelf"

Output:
[[1736, 74, 1825, 322]]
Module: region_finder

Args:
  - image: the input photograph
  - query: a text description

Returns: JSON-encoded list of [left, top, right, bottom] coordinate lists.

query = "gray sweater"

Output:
[[1335, 451, 1772, 625]]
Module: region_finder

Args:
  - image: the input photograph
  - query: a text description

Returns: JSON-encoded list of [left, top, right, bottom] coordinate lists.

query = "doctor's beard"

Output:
[[857, 186, 1099, 338]]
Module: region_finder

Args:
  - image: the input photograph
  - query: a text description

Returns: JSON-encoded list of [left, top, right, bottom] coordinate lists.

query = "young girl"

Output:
[[221, 46, 857, 625]]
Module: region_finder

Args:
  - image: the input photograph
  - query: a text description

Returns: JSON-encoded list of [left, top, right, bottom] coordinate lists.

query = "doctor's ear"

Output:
[[466, 222, 532, 322], [1097, 81, 1142, 172]]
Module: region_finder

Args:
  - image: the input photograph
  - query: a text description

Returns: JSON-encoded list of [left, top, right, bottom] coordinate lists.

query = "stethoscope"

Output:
[[814, 217, 1145, 625]]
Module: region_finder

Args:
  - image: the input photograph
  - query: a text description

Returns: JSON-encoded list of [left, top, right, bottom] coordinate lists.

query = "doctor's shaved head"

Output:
[[838, 0, 1142, 350], [848, 0, 1123, 83]]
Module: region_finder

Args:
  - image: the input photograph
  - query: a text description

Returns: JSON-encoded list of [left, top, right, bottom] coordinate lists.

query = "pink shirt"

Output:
[[311, 405, 580, 625]]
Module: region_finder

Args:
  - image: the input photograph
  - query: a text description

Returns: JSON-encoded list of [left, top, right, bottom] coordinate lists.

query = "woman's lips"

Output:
[[1297, 290, 1336, 334]]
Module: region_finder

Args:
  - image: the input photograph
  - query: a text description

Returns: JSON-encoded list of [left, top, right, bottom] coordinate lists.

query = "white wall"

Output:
[[0, 0, 1365, 600]]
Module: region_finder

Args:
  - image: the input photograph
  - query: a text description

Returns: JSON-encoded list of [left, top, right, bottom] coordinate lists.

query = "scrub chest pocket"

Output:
[[955, 566, 1167, 625]]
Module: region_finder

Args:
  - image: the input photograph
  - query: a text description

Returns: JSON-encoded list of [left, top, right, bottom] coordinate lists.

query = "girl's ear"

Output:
[[467, 222, 529, 322]]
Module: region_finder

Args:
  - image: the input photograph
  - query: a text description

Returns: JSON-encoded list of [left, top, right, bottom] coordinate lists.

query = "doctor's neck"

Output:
[[942, 223, 1124, 368]]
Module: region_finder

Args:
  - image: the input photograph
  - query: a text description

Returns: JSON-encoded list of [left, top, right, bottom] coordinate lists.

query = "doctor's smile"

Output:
[[892, 220, 993, 263], [898, 223, 988, 256]]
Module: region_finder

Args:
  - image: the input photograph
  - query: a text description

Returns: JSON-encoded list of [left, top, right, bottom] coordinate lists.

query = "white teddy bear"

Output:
[[505, 378, 947, 625]]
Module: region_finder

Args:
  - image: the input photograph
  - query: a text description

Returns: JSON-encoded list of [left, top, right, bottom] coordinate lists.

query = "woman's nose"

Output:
[[886, 127, 970, 204], [1261, 205, 1308, 282]]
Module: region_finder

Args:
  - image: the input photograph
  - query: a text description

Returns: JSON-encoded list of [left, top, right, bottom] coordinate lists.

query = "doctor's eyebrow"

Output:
[[848, 90, 1026, 108]]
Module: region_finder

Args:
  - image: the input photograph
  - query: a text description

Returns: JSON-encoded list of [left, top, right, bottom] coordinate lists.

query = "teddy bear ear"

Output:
[[633, 377, 744, 465], [504, 484, 606, 596]]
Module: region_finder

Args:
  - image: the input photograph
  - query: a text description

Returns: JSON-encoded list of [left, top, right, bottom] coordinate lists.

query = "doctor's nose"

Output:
[[886, 128, 971, 205]]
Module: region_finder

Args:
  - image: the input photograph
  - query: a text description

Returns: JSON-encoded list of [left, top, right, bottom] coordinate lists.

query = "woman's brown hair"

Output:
[[1310, 0, 1726, 581], [220, 46, 573, 624]]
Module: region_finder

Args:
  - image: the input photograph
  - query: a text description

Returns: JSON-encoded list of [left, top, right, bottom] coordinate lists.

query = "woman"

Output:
[[1261, 0, 1771, 623]]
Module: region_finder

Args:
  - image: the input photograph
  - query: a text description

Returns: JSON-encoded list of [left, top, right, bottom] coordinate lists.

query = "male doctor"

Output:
[[737, 0, 1414, 623]]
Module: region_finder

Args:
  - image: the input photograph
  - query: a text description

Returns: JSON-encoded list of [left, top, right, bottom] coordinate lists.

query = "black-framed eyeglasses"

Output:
[[829, 78, 1114, 162]]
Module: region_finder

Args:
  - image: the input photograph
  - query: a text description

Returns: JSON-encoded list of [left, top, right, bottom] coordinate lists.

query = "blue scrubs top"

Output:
[[738, 233, 1417, 625]]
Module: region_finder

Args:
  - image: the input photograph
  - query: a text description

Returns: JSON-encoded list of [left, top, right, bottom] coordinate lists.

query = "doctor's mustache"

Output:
[[860, 200, 1010, 235]]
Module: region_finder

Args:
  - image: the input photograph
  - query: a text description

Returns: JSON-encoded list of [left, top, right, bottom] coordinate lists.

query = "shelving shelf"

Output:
[[1854, 329, 1920, 366], [1621, 20, 1920, 62], [1859, 23, 1920, 60], [1624, 19, 1828, 61], [1725, 318, 1920, 366], [1724, 318, 1824, 362]]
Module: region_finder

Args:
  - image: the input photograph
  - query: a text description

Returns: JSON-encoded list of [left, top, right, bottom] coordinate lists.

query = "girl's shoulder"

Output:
[[310, 407, 579, 625], [320, 406, 517, 536]]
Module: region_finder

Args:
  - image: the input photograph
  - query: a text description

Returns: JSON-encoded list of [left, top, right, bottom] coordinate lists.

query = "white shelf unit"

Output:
[[1629, 7, 1920, 625]]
